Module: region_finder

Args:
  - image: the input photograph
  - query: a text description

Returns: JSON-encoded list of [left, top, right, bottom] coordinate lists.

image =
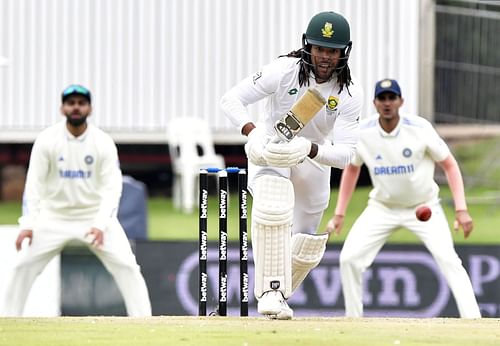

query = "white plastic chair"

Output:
[[167, 117, 225, 213]]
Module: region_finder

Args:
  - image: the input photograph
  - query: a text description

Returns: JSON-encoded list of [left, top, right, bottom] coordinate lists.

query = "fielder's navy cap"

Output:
[[374, 79, 402, 98], [61, 84, 92, 103]]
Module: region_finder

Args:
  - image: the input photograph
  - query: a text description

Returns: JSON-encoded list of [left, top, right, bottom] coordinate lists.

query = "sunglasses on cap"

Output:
[[61, 84, 92, 103]]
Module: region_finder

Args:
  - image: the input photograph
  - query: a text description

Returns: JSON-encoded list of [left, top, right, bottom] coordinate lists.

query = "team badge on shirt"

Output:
[[84, 155, 94, 164], [326, 96, 339, 117], [402, 148, 412, 158]]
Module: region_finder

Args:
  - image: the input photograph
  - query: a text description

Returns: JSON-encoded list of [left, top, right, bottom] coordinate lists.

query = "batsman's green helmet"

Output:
[[303, 11, 351, 49]]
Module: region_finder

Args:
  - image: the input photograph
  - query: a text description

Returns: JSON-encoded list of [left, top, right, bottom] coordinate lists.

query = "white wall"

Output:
[[0, 0, 419, 144]]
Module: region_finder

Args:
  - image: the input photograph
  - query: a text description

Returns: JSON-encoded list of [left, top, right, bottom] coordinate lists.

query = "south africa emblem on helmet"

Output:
[[322, 22, 334, 38]]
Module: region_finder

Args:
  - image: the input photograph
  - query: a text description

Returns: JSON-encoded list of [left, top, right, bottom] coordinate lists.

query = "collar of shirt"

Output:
[[62, 121, 90, 141], [377, 116, 402, 138]]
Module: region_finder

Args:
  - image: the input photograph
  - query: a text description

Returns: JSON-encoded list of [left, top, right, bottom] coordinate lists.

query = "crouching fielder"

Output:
[[0, 85, 152, 317], [220, 11, 363, 319], [327, 79, 481, 318]]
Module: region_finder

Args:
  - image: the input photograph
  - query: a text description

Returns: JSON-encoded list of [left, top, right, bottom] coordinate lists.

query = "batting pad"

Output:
[[252, 175, 294, 299], [291, 233, 328, 293]]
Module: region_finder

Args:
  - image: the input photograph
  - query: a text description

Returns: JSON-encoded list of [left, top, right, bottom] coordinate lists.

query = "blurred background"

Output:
[[0, 0, 499, 318], [0, 0, 499, 194]]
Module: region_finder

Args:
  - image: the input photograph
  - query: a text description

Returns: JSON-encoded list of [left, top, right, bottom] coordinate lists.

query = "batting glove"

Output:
[[263, 136, 312, 168], [244, 127, 269, 166]]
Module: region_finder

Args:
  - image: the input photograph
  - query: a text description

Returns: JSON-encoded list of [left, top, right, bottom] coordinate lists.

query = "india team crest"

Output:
[[381, 79, 393, 88], [84, 155, 94, 164], [322, 22, 334, 38]]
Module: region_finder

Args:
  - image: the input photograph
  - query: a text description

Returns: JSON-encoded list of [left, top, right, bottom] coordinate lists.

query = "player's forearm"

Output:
[[314, 111, 359, 168], [334, 164, 361, 216], [311, 141, 356, 169], [220, 92, 253, 134], [93, 183, 121, 230], [19, 175, 42, 229], [19, 144, 47, 229], [93, 152, 123, 230], [440, 155, 468, 211]]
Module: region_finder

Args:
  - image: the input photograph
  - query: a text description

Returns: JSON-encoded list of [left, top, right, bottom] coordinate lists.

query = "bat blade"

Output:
[[274, 88, 326, 142]]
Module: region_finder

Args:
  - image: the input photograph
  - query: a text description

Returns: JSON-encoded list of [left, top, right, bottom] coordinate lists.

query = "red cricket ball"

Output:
[[415, 205, 432, 222]]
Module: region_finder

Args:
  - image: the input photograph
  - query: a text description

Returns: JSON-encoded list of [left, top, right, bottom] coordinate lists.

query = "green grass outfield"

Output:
[[0, 186, 499, 244], [0, 316, 498, 346], [1, 137, 499, 243], [147, 186, 500, 244]]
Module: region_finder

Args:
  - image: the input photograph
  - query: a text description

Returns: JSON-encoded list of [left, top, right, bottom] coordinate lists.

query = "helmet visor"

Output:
[[306, 37, 349, 49]]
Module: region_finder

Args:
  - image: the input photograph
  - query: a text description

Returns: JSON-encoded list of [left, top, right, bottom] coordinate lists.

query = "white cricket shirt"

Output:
[[352, 113, 450, 207], [221, 56, 363, 167], [19, 120, 122, 231]]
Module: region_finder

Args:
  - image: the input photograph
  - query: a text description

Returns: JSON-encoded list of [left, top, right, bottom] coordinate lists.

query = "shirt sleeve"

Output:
[[313, 84, 363, 168], [424, 120, 450, 162], [350, 150, 364, 167], [18, 136, 49, 230], [220, 58, 285, 133], [92, 137, 123, 231]]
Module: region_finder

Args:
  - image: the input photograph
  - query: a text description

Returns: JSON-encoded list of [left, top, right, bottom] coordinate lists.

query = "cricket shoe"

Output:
[[257, 290, 283, 316], [258, 290, 293, 320], [267, 299, 293, 320]]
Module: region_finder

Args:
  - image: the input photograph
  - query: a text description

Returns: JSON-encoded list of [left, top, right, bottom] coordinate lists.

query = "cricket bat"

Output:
[[274, 88, 327, 142]]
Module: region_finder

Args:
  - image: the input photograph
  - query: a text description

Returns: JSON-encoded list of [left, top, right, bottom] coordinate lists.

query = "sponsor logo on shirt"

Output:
[[59, 169, 92, 179], [252, 71, 262, 84], [288, 88, 298, 95], [374, 164, 415, 176]]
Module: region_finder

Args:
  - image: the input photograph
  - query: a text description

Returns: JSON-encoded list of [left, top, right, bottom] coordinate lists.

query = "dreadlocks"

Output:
[[279, 47, 353, 93]]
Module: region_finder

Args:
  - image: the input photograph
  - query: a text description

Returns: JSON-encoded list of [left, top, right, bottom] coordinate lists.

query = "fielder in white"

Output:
[[1, 85, 152, 317], [221, 11, 363, 319], [327, 79, 481, 318]]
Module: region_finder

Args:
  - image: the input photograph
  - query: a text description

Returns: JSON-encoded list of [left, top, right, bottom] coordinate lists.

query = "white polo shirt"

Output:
[[220, 56, 363, 168], [352, 113, 450, 208], [19, 120, 122, 231]]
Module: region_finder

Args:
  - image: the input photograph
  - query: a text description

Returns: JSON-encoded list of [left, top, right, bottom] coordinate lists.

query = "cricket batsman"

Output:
[[220, 11, 364, 319]]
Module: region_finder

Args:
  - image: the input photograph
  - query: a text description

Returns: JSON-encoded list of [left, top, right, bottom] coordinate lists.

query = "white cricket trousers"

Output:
[[340, 199, 481, 318], [1, 217, 152, 317], [248, 158, 331, 235]]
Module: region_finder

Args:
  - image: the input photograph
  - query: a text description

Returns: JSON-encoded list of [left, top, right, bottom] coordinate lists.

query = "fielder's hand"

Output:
[[244, 127, 269, 166], [263, 136, 311, 168], [325, 214, 344, 237], [15, 230, 33, 251], [86, 227, 104, 248], [454, 210, 473, 239]]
